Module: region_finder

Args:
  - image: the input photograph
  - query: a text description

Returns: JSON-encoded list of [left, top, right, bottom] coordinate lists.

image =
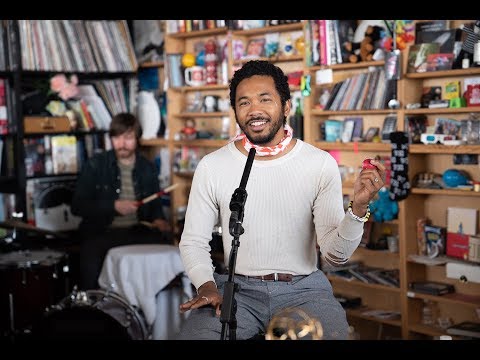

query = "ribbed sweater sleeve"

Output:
[[179, 141, 364, 290]]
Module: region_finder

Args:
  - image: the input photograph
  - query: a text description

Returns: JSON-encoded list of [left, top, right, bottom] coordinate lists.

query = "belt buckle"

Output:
[[274, 273, 279, 281]]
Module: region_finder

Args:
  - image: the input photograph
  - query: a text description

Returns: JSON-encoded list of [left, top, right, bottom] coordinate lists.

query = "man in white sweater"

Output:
[[176, 60, 385, 340]]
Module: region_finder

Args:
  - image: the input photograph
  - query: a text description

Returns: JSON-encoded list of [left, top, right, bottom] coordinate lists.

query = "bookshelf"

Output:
[[148, 21, 306, 238], [0, 20, 138, 228], [304, 19, 480, 340], [139, 20, 480, 339]]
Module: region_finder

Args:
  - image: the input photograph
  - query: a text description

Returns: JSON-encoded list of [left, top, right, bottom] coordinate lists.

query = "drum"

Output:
[[33, 289, 149, 340], [0, 249, 69, 334]]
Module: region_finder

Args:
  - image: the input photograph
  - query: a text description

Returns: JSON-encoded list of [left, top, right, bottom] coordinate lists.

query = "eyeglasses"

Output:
[[420, 133, 456, 145]]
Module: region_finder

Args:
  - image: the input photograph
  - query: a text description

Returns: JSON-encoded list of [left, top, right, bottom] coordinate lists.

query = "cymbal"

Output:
[[0, 219, 68, 239]]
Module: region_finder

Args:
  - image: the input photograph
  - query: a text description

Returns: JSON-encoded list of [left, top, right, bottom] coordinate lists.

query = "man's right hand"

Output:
[[179, 281, 222, 316], [114, 199, 139, 215]]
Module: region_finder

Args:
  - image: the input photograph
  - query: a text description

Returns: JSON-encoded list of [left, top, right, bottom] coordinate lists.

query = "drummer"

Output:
[[71, 113, 174, 290]]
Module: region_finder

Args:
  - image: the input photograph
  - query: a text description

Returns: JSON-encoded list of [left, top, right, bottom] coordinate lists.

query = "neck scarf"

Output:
[[231, 124, 294, 156]]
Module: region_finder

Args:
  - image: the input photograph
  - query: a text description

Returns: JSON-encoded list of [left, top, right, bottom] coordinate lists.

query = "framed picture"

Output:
[[364, 127, 379, 142], [244, 38, 265, 58]]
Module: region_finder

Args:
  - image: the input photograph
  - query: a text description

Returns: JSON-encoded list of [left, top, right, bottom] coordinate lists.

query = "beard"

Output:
[[238, 114, 286, 145], [115, 147, 136, 161]]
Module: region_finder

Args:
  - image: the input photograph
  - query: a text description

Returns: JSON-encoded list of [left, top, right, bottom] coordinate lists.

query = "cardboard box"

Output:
[[446, 262, 480, 284], [24, 116, 71, 134]]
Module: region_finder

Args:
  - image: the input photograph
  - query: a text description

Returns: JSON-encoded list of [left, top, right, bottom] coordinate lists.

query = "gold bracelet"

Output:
[[347, 201, 370, 222]]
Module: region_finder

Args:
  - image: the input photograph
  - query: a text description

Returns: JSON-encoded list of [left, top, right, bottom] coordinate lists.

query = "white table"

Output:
[[98, 244, 192, 340]]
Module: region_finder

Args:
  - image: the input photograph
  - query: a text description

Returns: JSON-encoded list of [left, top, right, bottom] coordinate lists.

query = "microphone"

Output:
[[239, 148, 256, 191], [229, 148, 256, 234]]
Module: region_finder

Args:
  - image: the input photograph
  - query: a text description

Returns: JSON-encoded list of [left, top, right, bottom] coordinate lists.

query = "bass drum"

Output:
[[32, 289, 149, 340], [0, 249, 69, 334]]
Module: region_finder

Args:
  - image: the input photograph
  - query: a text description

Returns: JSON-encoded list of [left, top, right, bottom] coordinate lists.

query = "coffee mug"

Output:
[[184, 66, 206, 87]]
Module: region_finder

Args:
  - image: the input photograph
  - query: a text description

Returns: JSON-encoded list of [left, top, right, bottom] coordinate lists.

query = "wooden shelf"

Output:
[[139, 61, 164, 68], [168, 27, 228, 39], [234, 54, 303, 65], [176, 112, 230, 118], [404, 67, 480, 79], [309, 60, 385, 72], [313, 141, 390, 152], [173, 139, 229, 147], [408, 323, 448, 337], [407, 291, 480, 308], [24, 129, 108, 137], [173, 171, 194, 178], [171, 84, 229, 92], [311, 109, 396, 116], [327, 275, 401, 293], [231, 22, 303, 36], [409, 144, 480, 154], [140, 138, 169, 147], [346, 307, 402, 327], [404, 106, 480, 115], [411, 188, 480, 197]]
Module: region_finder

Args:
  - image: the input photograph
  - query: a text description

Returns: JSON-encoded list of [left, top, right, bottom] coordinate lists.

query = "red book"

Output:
[[446, 232, 469, 260]]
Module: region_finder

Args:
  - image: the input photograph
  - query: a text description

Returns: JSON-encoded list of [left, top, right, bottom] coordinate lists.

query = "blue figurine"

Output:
[[370, 187, 399, 222]]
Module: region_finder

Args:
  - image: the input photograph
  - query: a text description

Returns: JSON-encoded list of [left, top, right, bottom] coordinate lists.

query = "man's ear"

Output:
[[285, 99, 292, 117]]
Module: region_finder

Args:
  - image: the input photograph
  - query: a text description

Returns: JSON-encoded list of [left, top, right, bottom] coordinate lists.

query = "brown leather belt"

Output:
[[235, 273, 293, 282]]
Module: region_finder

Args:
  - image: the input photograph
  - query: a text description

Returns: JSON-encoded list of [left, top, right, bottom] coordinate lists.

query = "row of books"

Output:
[[23, 133, 111, 178], [0, 77, 16, 135], [165, 20, 301, 34], [17, 20, 137, 73], [324, 261, 400, 288], [322, 68, 392, 111]]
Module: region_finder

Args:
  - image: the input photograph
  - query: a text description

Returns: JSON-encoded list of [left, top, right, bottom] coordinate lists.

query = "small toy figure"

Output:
[[180, 119, 197, 140], [370, 187, 399, 222], [204, 39, 218, 85], [453, 20, 480, 69]]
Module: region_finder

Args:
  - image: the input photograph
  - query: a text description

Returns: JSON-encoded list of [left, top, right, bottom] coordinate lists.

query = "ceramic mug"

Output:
[[184, 66, 206, 87]]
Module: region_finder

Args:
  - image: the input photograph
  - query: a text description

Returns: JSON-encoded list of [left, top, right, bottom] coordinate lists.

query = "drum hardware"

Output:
[[34, 289, 149, 340]]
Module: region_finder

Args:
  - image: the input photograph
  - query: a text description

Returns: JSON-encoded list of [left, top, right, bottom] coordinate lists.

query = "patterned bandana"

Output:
[[231, 124, 294, 156]]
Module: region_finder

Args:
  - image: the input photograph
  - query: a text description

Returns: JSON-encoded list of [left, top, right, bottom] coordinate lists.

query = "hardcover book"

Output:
[[409, 281, 455, 296]]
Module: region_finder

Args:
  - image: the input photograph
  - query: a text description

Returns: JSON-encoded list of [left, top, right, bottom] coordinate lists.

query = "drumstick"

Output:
[[136, 183, 179, 206]]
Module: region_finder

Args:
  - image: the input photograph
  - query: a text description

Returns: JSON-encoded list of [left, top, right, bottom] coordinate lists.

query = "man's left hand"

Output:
[[352, 159, 386, 215]]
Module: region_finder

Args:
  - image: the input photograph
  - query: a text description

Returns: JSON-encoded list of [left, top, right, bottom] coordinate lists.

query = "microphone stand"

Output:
[[220, 148, 256, 340]]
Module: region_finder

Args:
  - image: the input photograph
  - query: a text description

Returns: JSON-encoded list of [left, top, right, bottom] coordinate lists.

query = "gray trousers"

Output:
[[175, 270, 348, 340]]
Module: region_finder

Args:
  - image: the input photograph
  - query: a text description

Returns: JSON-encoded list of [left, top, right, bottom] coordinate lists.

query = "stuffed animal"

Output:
[[369, 187, 399, 222], [344, 25, 383, 63]]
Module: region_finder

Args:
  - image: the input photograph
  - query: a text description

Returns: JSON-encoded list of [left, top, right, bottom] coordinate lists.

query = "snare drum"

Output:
[[33, 289, 149, 340], [0, 249, 69, 333]]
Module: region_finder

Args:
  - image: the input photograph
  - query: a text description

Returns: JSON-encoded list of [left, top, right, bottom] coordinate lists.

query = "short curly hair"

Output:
[[229, 60, 291, 111]]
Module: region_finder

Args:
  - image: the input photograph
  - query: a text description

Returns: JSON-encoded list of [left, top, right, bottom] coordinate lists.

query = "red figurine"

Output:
[[362, 158, 377, 170], [204, 39, 218, 85]]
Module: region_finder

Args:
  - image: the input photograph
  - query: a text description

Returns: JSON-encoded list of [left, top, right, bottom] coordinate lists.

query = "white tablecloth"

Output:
[[98, 244, 192, 339]]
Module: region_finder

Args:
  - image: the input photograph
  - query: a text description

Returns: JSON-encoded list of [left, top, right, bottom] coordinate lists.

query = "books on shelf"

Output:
[[409, 281, 455, 296], [51, 135, 78, 174], [17, 20, 137, 72]]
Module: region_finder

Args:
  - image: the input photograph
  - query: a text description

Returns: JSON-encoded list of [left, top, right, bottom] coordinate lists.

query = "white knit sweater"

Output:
[[179, 140, 364, 289]]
